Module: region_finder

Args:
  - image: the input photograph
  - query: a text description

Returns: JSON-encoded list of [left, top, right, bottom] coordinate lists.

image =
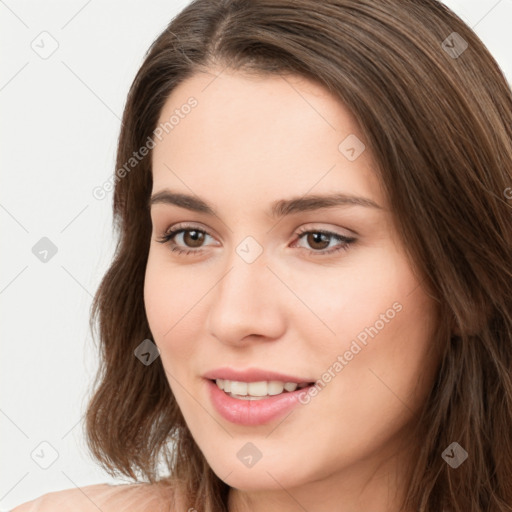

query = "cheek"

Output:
[[307, 244, 438, 383], [143, 251, 203, 362], [317, 258, 439, 420], [284, 246, 411, 343]]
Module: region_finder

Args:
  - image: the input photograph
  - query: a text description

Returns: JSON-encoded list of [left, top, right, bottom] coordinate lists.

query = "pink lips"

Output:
[[202, 367, 314, 384], [203, 367, 315, 426]]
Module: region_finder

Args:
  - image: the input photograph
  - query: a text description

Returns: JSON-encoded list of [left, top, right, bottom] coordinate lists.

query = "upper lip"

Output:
[[202, 367, 315, 384]]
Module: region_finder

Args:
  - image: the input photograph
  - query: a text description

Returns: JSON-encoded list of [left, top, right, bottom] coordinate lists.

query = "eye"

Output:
[[292, 228, 356, 256], [155, 223, 216, 256], [155, 224, 356, 257]]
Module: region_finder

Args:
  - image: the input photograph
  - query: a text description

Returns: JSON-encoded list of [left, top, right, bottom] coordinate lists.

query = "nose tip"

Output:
[[205, 260, 286, 347]]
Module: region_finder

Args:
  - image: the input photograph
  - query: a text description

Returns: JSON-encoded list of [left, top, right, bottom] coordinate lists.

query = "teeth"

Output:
[[215, 379, 309, 397], [268, 381, 285, 395], [247, 381, 268, 396], [230, 381, 248, 395]]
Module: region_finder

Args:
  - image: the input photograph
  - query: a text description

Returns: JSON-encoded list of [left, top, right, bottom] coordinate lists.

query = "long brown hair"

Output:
[[84, 1, 512, 510]]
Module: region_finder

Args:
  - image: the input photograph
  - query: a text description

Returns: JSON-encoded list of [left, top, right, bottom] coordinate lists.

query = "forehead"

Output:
[[151, 69, 385, 211]]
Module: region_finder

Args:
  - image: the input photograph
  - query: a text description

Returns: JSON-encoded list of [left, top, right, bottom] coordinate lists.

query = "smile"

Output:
[[206, 379, 316, 425], [215, 379, 311, 399]]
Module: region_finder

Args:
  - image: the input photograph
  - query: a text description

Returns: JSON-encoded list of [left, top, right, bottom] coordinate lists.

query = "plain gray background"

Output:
[[1, 0, 511, 509]]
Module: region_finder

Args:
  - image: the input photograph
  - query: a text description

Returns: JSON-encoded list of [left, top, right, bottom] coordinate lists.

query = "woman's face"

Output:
[[145, 69, 440, 506]]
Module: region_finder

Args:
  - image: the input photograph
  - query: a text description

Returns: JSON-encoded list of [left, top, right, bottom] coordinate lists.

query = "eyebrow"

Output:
[[149, 189, 383, 217]]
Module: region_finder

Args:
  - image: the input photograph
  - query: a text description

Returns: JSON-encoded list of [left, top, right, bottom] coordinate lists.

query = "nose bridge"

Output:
[[206, 236, 285, 344], [218, 231, 269, 293], [216, 239, 270, 314]]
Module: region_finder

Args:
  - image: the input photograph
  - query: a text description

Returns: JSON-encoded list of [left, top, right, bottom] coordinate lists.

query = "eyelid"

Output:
[[294, 223, 356, 239], [163, 222, 218, 240], [159, 222, 354, 241]]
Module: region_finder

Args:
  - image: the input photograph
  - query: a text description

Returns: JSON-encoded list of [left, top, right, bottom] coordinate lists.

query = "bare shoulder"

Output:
[[11, 481, 176, 512]]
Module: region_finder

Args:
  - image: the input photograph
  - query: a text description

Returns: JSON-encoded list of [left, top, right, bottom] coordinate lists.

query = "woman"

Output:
[[13, 0, 512, 510]]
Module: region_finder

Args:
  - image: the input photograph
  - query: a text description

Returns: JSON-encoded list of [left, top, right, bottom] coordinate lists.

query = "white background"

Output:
[[1, 0, 511, 509]]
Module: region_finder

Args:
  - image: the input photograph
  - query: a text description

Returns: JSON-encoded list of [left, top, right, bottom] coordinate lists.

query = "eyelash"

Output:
[[155, 223, 356, 257]]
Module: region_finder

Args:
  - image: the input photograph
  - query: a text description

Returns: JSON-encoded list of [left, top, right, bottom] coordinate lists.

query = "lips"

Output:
[[205, 378, 315, 425], [202, 367, 315, 384]]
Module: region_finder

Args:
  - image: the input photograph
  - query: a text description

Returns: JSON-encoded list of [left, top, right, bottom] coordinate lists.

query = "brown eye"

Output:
[[156, 226, 213, 255], [305, 232, 331, 250], [182, 229, 206, 248], [293, 229, 356, 256]]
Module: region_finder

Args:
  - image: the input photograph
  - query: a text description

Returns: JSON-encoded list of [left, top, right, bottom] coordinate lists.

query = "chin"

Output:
[[207, 454, 312, 492]]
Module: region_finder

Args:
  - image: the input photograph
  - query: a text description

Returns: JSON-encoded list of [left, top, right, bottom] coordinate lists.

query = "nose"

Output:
[[206, 250, 287, 347]]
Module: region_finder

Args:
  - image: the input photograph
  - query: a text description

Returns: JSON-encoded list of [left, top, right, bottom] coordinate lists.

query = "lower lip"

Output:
[[206, 379, 312, 426]]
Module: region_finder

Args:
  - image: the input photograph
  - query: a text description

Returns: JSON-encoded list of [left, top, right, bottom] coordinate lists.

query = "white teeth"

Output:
[[247, 381, 268, 396], [215, 379, 309, 397], [230, 381, 248, 395], [267, 381, 284, 395]]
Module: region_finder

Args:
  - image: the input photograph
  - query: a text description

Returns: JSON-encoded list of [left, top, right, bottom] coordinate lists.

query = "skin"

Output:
[[144, 68, 442, 512]]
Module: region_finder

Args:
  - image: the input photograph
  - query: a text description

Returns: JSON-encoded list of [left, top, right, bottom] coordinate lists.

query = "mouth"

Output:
[[209, 378, 316, 400], [206, 378, 316, 425]]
